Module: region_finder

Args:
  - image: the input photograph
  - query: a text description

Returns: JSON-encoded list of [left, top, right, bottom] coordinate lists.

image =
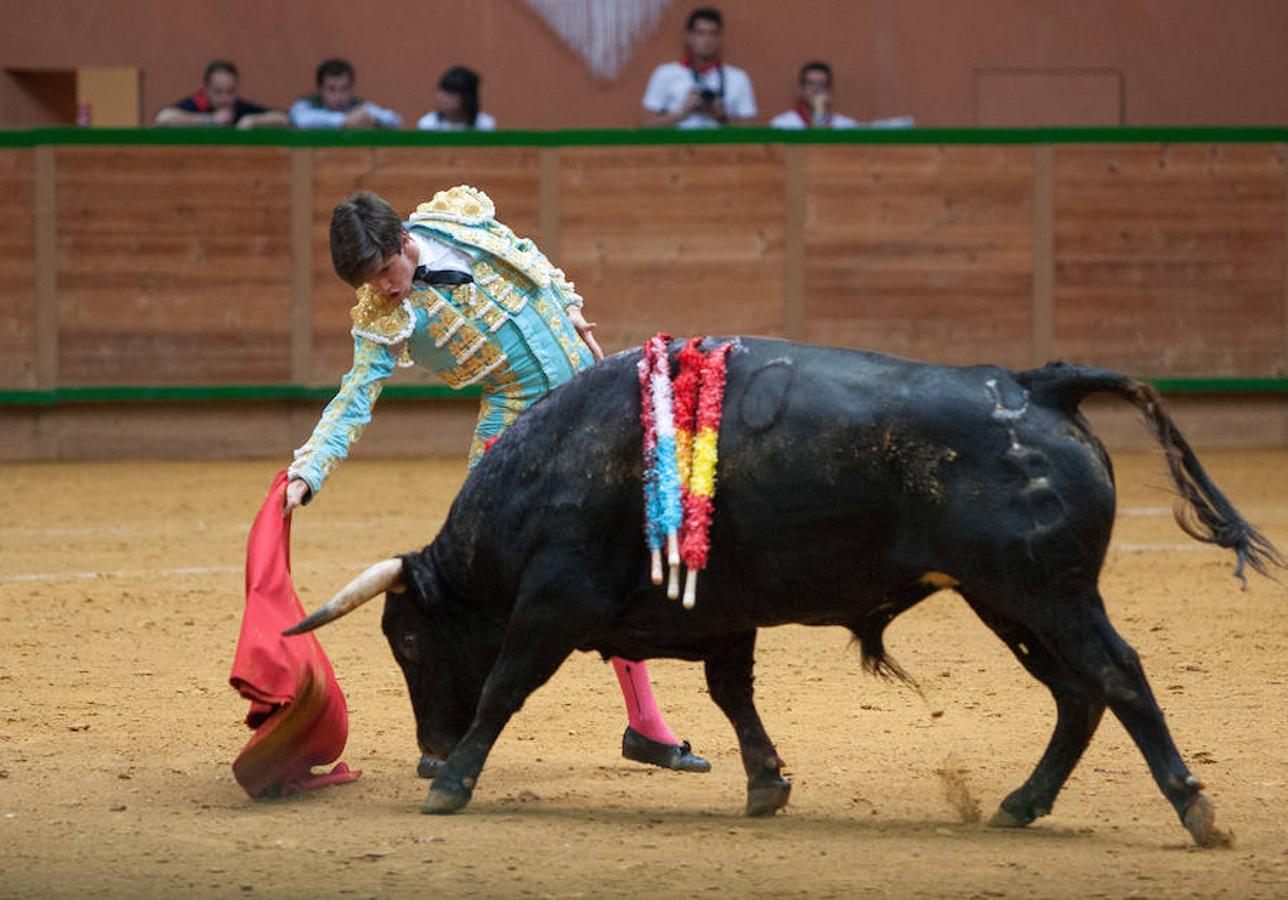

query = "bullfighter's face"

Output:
[[365, 232, 417, 303], [381, 592, 478, 761]]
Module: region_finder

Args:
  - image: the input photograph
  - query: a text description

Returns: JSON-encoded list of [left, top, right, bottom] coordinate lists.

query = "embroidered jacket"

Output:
[[288, 186, 590, 495]]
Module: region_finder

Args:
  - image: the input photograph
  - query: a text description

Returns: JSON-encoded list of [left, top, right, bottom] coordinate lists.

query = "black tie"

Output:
[[413, 266, 473, 287]]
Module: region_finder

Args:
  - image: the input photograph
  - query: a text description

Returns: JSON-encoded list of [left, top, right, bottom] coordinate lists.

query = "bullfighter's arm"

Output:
[[287, 336, 397, 498], [534, 251, 601, 360]]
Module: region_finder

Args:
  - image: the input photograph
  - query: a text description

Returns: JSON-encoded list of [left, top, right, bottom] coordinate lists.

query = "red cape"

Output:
[[228, 470, 362, 797]]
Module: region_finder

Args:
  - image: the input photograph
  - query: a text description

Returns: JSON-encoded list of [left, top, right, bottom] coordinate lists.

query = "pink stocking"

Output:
[[611, 657, 679, 746]]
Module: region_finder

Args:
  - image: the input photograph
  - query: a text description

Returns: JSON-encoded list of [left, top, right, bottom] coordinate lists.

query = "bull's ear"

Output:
[[400, 550, 440, 607]]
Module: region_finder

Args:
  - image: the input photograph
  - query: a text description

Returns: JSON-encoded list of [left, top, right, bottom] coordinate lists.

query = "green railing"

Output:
[[1, 377, 1284, 407], [1, 125, 1286, 148]]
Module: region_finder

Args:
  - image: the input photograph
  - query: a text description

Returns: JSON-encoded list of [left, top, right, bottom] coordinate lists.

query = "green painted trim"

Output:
[[1146, 377, 1288, 394], [0, 377, 1283, 407], [0, 383, 479, 406], [1, 125, 1286, 149]]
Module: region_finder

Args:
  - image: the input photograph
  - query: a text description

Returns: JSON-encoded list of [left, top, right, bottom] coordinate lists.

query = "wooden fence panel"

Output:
[[0, 150, 36, 388], [54, 146, 293, 384], [1054, 143, 1286, 376], [559, 144, 787, 353], [2, 139, 1285, 395], [804, 144, 1036, 368]]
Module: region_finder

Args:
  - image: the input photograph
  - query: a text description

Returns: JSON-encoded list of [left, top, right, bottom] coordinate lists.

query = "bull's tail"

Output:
[[1016, 362, 1283, 587]]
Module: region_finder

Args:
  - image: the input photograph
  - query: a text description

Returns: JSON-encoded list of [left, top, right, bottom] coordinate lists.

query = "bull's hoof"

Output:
[[989, 791, 1045, 829], [417, 755, 444, 780], [988, 806, 1033, 829], [1182, 795, 1232, 848], [421, 785, 471, 815], [746, 777, 791, 817]]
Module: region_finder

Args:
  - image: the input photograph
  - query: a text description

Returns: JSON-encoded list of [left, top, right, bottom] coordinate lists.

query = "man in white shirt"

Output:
[[770, 60, 916, 131], [769, 61, 859, 130], [641, 7, 756, 129], [290, 58, 402, 130]]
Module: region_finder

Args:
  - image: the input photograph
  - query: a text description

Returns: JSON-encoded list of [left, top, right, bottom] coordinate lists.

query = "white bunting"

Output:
[[522, 0, 672, 81]]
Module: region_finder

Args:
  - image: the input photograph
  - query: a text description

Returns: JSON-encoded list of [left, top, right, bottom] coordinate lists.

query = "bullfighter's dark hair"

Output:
[[203, 59, 238, 84], [799, 60, 832, 86], [438, 65, 481, 128], [315, 57, 355, 87], [686, 7, 722, 30], [329, 192, 403, 288]]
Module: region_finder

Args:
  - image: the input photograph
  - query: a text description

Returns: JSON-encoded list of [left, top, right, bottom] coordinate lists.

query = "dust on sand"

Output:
[[2, 452, 1287, 897]]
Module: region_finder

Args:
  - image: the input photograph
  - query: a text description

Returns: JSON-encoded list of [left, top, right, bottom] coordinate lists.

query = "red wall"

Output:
[[3, 0, 1287, 129]]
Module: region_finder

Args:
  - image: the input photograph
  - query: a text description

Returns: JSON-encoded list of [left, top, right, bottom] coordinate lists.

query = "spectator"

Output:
[[641, 7, 756, 128], [769, 61, 859, 130], [417, 66, 496, 131], [290, 58, 402, 130], [155, 60, 288, 129]]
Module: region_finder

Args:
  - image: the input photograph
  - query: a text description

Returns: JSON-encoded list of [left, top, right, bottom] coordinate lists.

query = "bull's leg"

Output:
[[1078, 606, 1227, 847], [963, 599, 1105, 828], [1021, 596, 1226, 847], [703, 630, 790, 817], [422, 623, 576, 815]]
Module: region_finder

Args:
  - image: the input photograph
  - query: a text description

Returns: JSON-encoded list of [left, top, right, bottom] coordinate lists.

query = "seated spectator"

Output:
[[770, 61, 916, 131], [641, 7, 756, 129], [417, 66, 496, 131], [769, 62, 859, 130], [290, 58, 402, 130], [155, 60, 288, 129]]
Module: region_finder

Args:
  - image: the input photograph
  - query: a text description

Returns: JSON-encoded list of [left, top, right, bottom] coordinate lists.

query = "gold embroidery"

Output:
[[427, 305, 465, 348], [413, 185, 495, 224], [445, 323, 488, 364], [532, 293, 586, 372], [350, 285, 412, 343], [441, 339, 507, 388]]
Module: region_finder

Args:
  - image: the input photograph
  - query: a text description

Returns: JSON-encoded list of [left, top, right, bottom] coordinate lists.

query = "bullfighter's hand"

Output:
[[568, 307, 604, 362], [283, 478, 311, 516]]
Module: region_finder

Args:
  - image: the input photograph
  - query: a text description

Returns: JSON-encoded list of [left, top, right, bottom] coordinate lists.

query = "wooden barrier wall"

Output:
[[2, 132, 1284, 400]]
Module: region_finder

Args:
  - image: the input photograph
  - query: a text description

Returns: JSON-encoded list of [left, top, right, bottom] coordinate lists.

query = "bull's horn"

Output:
[[283, 558, 404, 636]]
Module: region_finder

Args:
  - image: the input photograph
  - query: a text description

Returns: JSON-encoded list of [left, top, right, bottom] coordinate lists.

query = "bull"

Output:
[[286, 337, 1280, 846]]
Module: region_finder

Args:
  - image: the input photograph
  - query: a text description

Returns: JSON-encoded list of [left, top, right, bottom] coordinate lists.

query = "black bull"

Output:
[[288, 338, 1280, 846]]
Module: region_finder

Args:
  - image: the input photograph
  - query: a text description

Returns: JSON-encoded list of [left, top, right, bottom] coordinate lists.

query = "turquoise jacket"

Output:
[[289, 186, 593, 495]]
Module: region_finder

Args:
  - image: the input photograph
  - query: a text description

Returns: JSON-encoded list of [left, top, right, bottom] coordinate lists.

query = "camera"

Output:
[[698, 88, 719, 105]]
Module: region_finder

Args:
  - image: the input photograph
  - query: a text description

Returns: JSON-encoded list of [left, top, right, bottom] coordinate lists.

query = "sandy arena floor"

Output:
[[1, 451, 1286, 898]]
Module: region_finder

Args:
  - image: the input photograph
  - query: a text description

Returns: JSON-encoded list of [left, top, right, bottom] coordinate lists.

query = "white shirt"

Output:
[[410, 231, 473, 276], [769, 109, 860, 130], [417, 110, 497, 131], [289, 98, 402, 130], [641, 61, 757, 129]]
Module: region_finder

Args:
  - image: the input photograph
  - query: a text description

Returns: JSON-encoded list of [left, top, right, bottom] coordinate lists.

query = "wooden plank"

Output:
[[0, 398, 476, 461], [291, 149, 313, 383], [1054, 144, 1285, 376], [35, 146, 57, 388], [1032, 145, 1055, 365], [0, 150, 37, 388], [783, 144, 806, 342], [539, 146, 560, 261], [54, 146, 294, 385], [559, 144, 787, 353], [309, 146, 541, 383], [804, 144, 1035, 367]]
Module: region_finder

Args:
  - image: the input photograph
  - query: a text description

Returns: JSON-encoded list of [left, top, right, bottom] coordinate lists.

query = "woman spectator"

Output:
[[417, 66, 496, 131]]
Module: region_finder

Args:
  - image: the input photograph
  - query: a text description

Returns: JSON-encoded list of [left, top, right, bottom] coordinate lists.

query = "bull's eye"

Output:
[[399, 632, 419, 660]]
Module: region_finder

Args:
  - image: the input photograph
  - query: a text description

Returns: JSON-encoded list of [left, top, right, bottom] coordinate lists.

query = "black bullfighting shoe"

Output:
[[622, 727, 712, 773], [417, 754, 445, 779]]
